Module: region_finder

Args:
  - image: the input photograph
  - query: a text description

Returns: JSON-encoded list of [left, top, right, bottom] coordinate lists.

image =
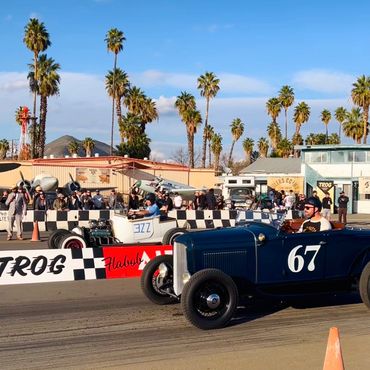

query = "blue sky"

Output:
[[1, 0, 369, 161]]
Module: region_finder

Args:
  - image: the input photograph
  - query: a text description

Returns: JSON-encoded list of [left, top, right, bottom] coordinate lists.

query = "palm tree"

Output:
[[351, 75, 370, 144], [293, 102, 311, 135], [292, 133, 303, 157], [266, 97, 281, 124], [105, 28, 126, 155], [82, 137, 95, 157], [328, 133, 340, 145], [67, 140, 79, 156], [305, 133, 317, 145], [119, 113, 141, 142], [334, 107, 347, 143], [175, 93, 201, 168], [228, 118, 244, 165], [242, 138, 254, 166], [105, 68, 130, 122], [182, 109, 202, 168], [211, 133, 222, 173], [29, 55, 60, 157], [139, 97, 158, 133], [320, 109, 331, 143], [23, 18, 51, 158], [278, 85, 294, 139], [197, 72, 220, 167], [267, 122, 282, 151], [204, 124, 214, 167], [343, 108, 365, 144], [257, 137, 269, 158], [0, 139, 9, 160], [276, 138, 293, 158]]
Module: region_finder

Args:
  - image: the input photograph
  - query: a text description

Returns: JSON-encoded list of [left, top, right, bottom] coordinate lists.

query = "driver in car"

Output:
[[297, 196, 332, 233], [128, 193, 160, 218]]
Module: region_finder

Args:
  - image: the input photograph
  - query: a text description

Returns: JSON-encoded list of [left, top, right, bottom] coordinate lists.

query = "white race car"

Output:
[[48, 213, 187, 249]]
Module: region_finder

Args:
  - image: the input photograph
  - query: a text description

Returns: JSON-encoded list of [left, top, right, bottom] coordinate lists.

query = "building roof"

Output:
[[295, 144, 370, 151], [240, 158, 301, 174]]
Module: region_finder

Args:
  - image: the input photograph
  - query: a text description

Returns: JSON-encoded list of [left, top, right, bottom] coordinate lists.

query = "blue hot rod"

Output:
[[141, 216, 370, 329]]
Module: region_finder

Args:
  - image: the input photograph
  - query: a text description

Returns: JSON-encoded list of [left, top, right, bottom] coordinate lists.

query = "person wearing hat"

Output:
[[321, 192, 333, 221], [32, 185, 43, 210], [52, 192, 67, 211], [5, 185, 28, 240], [92, 189, 105, 210], [297, 196, 332, 233], [338, 190, 349, 224], [128, 193, 160, 218], [108, 189, 117, 209]]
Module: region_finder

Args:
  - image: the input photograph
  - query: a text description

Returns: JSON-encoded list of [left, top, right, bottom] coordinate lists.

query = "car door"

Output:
[[132, 217, 155, 241], [256, 231, 327, 284]]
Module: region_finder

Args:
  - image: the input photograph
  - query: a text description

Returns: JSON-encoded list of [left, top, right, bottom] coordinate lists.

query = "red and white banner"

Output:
[[0, 245, 173, 286]]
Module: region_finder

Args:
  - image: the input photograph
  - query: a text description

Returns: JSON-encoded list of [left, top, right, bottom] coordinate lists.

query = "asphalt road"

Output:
[[1, 218, 370, 370]]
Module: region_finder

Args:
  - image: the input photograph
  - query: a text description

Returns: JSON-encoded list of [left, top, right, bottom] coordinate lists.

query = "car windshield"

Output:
[[235, 210, 286, 229], [229, 188, 253, 199]]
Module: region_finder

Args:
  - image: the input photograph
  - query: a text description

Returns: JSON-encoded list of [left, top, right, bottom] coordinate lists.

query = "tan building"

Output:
[[0, 156, 217, 197]]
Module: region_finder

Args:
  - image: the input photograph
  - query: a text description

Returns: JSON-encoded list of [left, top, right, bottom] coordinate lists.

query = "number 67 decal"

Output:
[[288, 244, 321, 273]]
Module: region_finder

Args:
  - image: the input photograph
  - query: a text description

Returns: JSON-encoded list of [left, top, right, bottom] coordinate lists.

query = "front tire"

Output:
[[48, 229, 71, 249], [59, 234, 87, 249], [162, 228, 187, 245], [359, 261, 370, 309], [141, 255, 177, 305], [181, 269, 238, 330]]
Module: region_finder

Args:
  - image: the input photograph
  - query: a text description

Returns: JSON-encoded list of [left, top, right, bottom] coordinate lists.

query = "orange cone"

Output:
[[31, 221, 41, 242], [323, 327, 344, 370]]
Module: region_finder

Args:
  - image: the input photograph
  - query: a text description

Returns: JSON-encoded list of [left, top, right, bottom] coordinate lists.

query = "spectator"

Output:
[[312, 190, 319, 199], [108, 189, 117, 209], [81, 190, 94, 210], [68, 191, 82, 210], [198, 190, 207, 210], [0, 190, 9, 210], [321, 192, 333, 221], [6, 185, 28, 240], [338, 191, 349, 224], [283, 190, 295, 210], [206, 188, 217, 210], [34, 191, 48, 211], [53, 193, 67, 210], [32, 185, 43, 209], [295, 194, 306, 218], [128, 190, 140, 210], [92, 190, 104, 209], [173, 192, 183, 209], [161, 191, 173, 213]]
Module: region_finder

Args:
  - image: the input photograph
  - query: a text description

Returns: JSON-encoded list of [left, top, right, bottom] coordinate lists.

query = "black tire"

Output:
[[162, 228, 187, 245], [359, 261, 370, 309], [181, 269, 239, 330], [141, 255, 178, 305], [48, 229, 71, 249], [59, 233, 87, 249]]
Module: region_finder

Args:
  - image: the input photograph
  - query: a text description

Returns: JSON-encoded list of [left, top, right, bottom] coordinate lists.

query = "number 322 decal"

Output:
[[288, 244, 321, 273]]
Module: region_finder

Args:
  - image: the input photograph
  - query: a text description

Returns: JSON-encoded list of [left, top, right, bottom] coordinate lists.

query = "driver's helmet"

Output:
[[145, 193, 156, 204], [305, 196, 322, 211]]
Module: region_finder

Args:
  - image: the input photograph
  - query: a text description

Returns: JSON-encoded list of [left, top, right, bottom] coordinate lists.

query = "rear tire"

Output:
[[48, 229, 71, 249], [59, 234, 87, 249], [359, 261, 370, 309], [162, 228, 187, 245], [141, 255, 177, 305]]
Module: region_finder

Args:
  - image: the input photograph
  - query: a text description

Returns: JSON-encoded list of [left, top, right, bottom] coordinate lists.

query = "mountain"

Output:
[[44, 135, 111, 157]]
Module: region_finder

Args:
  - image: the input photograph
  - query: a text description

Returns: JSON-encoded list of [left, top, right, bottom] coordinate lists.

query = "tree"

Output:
[[67, 140, 79, 156], [320, 109, 331, 143], [175, 92, 200, 168], [197, 72, 220, 167], [28, 54, 60, 157], [292, 133, 303, 157], [242, 138, 254, 166], [105, 28, 126, 155], [105, 68, 130, 123], [82, 137, 95, 157], [334, 107, 347, 143], [204, 124, 214, 167], [278, 85, 295, 139], [23, 18, 51, 158], [328, 133, 340, 145], [343, 107, 365, 144], [257, 137, 269, 158], [351, 75, 370, 144], [170, 147, 201, 167], [0, 139, 10, 160], [211, 133, 222, 173], [267, 122, 282, 150], [276, 138, 293, 158], [266, 97, 281, 124], [293, 102, 311, 135], [228, 118, 244, 165]]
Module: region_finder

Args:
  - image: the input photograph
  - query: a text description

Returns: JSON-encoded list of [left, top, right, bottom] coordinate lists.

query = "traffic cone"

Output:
[[31, 221, 41, 242], [323, 327, 344, 370]]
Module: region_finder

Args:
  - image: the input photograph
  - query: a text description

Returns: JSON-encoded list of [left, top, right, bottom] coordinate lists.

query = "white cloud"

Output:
[[292, 69, 355, 94], [154, 96, 177, 115]]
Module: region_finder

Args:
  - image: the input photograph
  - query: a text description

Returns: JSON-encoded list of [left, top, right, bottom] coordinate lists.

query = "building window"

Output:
[[354, 151, 366, 162], [331, 151, 346, 163], [242, 179, 251, 184], [306, 151, 328, 163], [365, 194, 370, 200], [228, 180, 237, 184]]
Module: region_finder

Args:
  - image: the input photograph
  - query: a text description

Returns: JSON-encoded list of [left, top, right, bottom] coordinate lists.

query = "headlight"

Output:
[[182, 272, 191, 285]]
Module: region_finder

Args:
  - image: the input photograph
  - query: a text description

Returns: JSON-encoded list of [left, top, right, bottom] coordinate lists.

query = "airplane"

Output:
[[132, 176, 213, 200], [17, 171, 59, 193]]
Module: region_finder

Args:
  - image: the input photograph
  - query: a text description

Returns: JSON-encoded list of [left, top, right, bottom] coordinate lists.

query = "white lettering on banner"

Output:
[[0, 249, 75, 285], [287, 244, 321, 273]]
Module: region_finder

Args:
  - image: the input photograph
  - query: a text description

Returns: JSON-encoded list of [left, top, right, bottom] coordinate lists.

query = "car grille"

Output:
[[173, 242, 188, 296], [203, 250, 247, 276]]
